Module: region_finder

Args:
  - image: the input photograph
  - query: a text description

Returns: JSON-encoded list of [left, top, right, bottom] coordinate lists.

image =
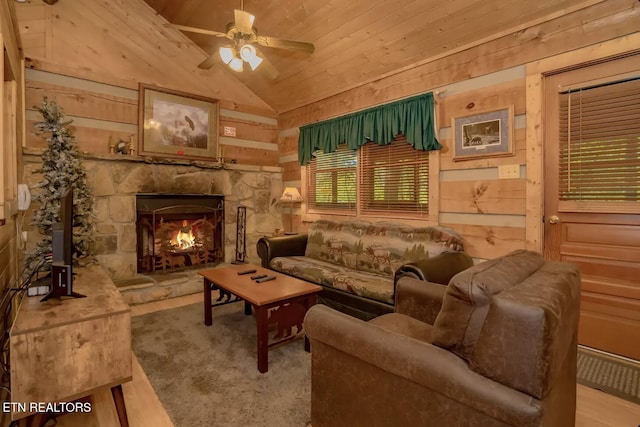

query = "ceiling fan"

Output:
[[166, 3, 315, 79]]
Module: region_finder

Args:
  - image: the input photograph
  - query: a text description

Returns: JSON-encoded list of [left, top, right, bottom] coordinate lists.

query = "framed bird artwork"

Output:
[[138, 83, 220, 161]]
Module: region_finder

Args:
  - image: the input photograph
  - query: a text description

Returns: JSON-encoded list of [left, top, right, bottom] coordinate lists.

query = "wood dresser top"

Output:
[[12, 265, 130, 335]]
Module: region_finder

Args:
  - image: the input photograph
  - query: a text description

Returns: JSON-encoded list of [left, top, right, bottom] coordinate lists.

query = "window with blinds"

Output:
[[306, 145, 357, 213], [359, 137, 429, 217], [559, 77, 640, 213]]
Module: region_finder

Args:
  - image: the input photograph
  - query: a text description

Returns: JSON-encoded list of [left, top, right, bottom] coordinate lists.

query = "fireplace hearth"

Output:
[[136, 194, 224, 274]]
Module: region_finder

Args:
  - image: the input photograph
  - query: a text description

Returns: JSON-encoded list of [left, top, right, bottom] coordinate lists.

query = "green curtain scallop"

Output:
[[298, 92, 441, 165]]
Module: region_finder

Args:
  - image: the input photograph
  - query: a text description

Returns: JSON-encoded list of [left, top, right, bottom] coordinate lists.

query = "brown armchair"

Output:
[[303, 249, 581, 427]]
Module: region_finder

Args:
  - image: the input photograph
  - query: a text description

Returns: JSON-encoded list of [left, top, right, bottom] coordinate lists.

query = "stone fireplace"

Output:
[[22, 149, 284, 304], [136, 193, 224, 274]]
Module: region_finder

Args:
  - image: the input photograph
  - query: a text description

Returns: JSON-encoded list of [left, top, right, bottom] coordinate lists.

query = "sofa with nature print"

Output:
[[256, 219, 472, 320]]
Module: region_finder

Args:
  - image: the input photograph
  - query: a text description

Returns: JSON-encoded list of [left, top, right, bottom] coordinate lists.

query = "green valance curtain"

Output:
[[298, 92, 441, 165]]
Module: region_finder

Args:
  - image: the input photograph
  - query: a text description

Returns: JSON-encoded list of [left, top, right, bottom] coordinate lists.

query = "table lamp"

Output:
[[280, 187, 303, 234]]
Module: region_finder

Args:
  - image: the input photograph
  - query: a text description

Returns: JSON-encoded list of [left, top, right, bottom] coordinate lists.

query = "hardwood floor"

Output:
[[53, 293, 639, 427]]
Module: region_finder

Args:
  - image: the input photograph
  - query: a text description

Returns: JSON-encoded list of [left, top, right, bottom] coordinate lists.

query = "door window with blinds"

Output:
[[305, 137, 430, 218], [558, 77, 640, 213]]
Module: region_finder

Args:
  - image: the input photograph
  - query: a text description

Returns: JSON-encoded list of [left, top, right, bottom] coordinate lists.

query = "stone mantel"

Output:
[[22, 147, 283, 174]]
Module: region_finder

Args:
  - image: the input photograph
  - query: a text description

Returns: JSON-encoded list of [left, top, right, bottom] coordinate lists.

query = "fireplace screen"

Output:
[[136, 194, 224, 273]]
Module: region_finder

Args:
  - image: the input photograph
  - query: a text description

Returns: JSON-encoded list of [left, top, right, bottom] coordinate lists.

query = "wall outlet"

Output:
[[498, 164, 520, 179]]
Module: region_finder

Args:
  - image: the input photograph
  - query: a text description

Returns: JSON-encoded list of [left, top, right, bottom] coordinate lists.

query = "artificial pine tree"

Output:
[[25, 98, 94, 272]]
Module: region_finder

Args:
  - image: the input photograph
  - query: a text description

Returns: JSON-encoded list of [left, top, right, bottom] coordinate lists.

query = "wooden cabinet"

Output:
[[10, 266, 132, 423]]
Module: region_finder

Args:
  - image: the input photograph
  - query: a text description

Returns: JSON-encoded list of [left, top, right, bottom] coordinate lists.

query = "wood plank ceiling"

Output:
[[145, 0, 599, 114]]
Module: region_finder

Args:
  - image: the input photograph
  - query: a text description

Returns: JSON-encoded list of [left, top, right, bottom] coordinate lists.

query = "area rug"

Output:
[[131, 301, 311, 427], [577, 346, 640, 404]]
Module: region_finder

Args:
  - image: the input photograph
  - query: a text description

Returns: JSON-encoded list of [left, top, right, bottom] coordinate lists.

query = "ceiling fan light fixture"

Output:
[[239, 44, 262, 70], [173, 4, 313, 78], [246, 55, 263, 71], [219, 46, 235, 65], [228, 57, 244, 72]]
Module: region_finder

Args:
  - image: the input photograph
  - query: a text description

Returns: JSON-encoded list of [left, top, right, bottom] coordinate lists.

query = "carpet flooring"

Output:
[[131, 301, 311, 427], [577, 346, 640, 405], [133, 302, 640, 426]]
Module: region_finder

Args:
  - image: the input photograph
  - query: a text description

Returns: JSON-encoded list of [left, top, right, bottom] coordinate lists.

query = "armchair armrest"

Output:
[[394, 251, 474, 285], [394, 277, 447, 324], [256, 234, 308, 268], [304, 305, 541, 426]]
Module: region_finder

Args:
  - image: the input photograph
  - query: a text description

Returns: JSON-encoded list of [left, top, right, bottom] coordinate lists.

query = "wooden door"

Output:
[[543, 54, 640, 360]]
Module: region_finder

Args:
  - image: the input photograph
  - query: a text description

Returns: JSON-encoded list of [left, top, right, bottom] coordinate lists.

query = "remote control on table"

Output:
[[250, 274, 267, 280], [237, 268, 257, 275], [255, 276, 276, 283]]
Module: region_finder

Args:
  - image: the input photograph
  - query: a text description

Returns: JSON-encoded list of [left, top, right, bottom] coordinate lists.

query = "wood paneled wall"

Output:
[[16, 0, 280, 166], [23, 70, 279, 166], [0, 2, 24, 423], [278, 1, 640, 261], [1, 0, 22, 285], [279, 0, 639, 127], [279, 68, 529, 260]]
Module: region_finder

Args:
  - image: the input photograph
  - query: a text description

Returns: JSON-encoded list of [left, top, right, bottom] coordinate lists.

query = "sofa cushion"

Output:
[[304, 220, 369, 270], [431, 249, 545, 359], [270, 256, 394, 304], [304, 220, 465, 278], [358, 222, 464, 277]]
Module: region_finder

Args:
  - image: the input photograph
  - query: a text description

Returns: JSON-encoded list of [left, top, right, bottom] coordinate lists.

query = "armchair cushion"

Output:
[[305, 305, 543, 427], [432, 249, 545, 357], [394, 277, 447, 325], [432, 249, 581, 399]]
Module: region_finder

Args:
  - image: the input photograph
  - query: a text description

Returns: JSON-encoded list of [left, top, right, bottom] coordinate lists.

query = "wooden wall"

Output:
[[16, 0, 280, 165], [0, 1, 24, 424], [11, 0, 640, 260], [22, 70, 279, 165], [278, 1, 640, 261], [1, 0, 22, 296]]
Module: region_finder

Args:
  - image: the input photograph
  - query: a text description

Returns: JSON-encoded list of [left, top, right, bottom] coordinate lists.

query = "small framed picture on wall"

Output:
[[452, 105, 514, 161]]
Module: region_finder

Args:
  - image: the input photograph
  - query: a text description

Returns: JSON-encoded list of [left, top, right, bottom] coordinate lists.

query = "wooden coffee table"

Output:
[[199, 264, 322, 373]]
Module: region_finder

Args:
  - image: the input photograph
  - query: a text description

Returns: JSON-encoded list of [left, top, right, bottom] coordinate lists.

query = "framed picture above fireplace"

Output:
[[138, 84, 220, 161]]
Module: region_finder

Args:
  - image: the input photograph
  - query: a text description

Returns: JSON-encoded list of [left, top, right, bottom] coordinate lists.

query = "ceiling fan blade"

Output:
[[256, 36, 315, 53], [234, 9, 255, 33], [165, 23, 229, 38], [254, 47, 279, 79], [198, 53, 219, 70]]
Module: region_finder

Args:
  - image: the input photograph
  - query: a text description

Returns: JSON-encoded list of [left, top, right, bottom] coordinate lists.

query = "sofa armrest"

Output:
[[304, 305, 541, 426], [394, 251, 474, 285], [256, 234, 308, 268], [394, 277, 447, 324]]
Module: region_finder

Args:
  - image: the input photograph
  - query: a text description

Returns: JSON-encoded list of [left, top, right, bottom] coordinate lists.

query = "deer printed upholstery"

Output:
[[257, 220, 469, 320]]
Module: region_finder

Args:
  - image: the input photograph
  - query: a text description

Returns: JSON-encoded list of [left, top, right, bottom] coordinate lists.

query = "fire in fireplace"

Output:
[[136, 194, 224, 273]]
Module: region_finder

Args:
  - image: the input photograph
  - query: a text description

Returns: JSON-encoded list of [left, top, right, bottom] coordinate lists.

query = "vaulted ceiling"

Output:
[[143, 0, 601, 113]]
